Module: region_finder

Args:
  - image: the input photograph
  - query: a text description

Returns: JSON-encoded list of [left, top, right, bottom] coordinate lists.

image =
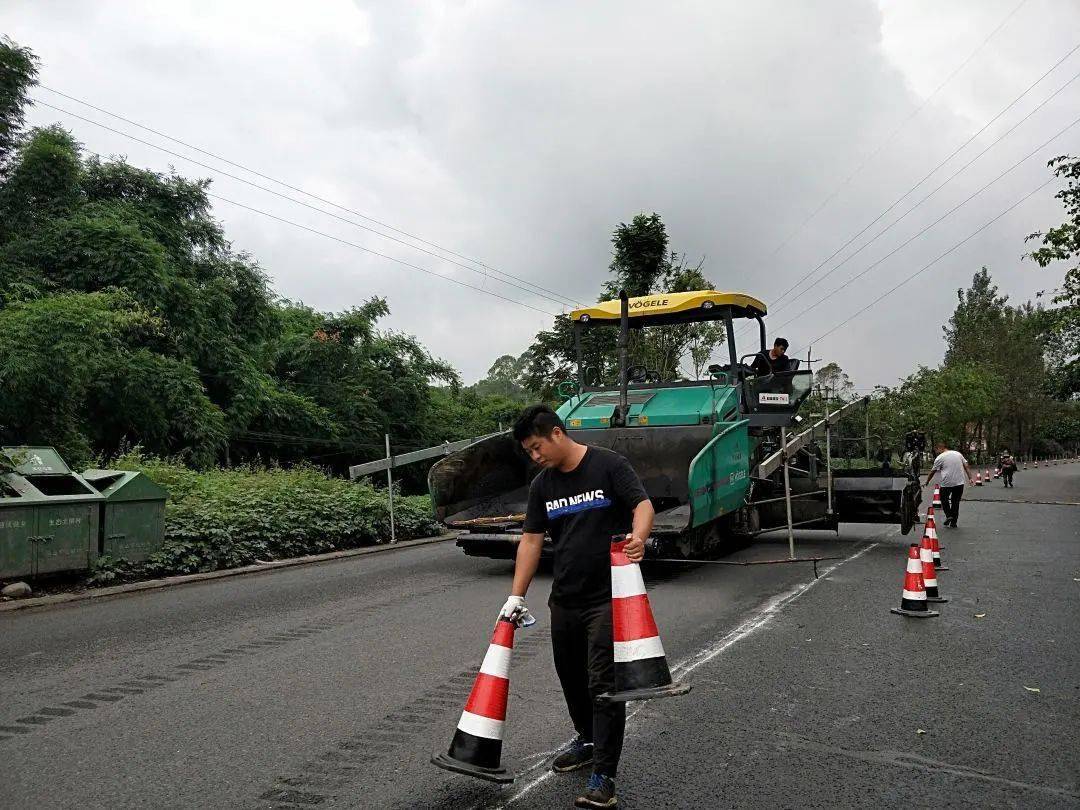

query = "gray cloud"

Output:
[[6, 0, 1078, 388]]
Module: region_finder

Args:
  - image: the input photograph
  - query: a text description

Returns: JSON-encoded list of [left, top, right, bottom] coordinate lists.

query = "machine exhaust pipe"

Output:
[[616, 290, 629, 427]]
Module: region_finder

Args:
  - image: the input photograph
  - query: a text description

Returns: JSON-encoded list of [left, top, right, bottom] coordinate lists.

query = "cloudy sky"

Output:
[[5, 0, 1079, 390]]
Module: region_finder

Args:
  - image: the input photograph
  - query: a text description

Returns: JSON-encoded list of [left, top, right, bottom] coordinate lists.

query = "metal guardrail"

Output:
[[348, 431, 503, 480], [755, 397, 868, 479]]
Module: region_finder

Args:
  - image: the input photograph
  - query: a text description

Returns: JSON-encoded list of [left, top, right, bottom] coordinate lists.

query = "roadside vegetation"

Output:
[[87, 450, 440, 585]]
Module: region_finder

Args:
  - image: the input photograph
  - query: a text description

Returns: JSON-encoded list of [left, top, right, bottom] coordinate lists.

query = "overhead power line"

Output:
[[32, 99, 581, 313], [768, 112, 1080, 337], [808, 175, 1056, 346], [756, 0, 1031, 265], [40, 134, 561, 319], [204, 191, 561, 317], [755, 41, 1080, 326], [745, 61, 1080, 335], [35, 86, 584, 309]]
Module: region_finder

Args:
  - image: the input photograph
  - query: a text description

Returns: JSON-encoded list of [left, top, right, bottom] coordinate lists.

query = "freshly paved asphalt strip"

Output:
[[0, 464, 1076, 808]]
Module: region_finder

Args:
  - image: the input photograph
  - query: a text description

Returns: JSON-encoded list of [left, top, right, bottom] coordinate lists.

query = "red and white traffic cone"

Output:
[[1034, 460, 1039, 468], [891, 544, 939, 618], [986, 468, 992, 482], [974, 470, 982, 486], [596, 536, 691, 704], [925, 503, 941, 548], [932, 486, 942, 510], [927, 512, 948, 571], [432, 618, 516, 783], [920, 534, 948, 603]]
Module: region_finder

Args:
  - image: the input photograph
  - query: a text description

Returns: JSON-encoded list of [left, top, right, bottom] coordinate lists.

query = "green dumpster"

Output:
[[0, 447, 103, 579], [81, 470, 168, 562]]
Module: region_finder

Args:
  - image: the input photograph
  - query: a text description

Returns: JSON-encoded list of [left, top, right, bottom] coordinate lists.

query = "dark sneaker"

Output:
[[552, 736, 594, 773], [575, 773, 617, 808]]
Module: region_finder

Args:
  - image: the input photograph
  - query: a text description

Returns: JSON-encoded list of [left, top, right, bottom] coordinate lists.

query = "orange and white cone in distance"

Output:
[[932, 486, 942, 509], [597, 536, 691, 704], [892, 544, 939, 617], [927, 512, 948, 570], [431, 618, 516, 783], [920, 534, 948, 603], [974, 470, 982, 486]]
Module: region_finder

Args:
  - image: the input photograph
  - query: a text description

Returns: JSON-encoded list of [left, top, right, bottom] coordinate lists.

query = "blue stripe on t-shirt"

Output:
[[548, 498, 612, 519]]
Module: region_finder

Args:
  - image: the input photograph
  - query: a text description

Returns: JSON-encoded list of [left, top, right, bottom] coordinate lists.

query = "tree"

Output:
[[0, 36, 38, 167], [471, 352, 530, 401], [523, 213, 727, 397], [1025, 155, 1080, 399], [0, 290, 227, 466], [942, 268, 1050, 455], [602, 213, 670, 299], [892, 364, 1004, 456], [815, 362, 854, 400]]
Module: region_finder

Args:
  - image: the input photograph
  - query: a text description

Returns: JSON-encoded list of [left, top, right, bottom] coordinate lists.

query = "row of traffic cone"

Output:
[[433, 537, 688, 783], [893, 495, 948, 618]]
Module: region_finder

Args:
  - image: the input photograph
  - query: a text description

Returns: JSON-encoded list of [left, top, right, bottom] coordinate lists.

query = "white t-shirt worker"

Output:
[[926, 445, 974, 528]]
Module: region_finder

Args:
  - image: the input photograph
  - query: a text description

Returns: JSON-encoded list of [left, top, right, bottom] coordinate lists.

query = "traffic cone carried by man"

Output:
[[596, 536, 691, 704], [891, 544, 939, 618], [920, 534, 948, 603], [432, 618, 517, 783], [974, 470, 982, 486], [932, 486, 942, 509]]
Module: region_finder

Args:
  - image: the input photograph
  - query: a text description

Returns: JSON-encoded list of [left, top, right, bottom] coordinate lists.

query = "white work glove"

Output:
[[498, 595, 536, 628]]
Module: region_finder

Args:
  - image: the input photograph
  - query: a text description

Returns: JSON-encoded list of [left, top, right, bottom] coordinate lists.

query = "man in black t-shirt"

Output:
[[501, 404, 653, 809]]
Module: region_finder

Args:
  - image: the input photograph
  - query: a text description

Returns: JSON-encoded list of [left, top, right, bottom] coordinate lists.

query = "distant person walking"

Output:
[[1000, 453, 1017, 488], [925, 441, 975, 527]]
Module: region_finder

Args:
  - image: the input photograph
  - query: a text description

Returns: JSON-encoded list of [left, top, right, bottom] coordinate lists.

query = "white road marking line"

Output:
[[487, 538, 883, 808], [672, 541, 878, 680]]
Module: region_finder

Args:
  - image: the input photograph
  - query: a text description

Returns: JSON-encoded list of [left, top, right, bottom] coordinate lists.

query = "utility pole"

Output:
[[865, 397, 871, 466], [781, 426, 795, 560], [385, 433, 396, 544], [824, 386, 833, 519]]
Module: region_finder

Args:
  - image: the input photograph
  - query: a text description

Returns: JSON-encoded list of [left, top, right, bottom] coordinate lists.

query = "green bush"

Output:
[[88, 451, 441, 585]]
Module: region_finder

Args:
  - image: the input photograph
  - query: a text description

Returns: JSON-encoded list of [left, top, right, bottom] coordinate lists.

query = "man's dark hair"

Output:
[[774, 337, 789, 350], [513, 404, 566, 442]]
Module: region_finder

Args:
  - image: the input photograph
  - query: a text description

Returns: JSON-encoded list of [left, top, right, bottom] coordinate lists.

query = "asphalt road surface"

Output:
[[2, 464, 1077, 809]]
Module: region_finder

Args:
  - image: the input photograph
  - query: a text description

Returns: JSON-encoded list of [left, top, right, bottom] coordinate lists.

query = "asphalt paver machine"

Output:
[[430, 290, 920, 559]]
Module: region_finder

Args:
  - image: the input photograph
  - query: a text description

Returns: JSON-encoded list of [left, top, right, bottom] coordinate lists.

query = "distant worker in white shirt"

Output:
[[925, 441, 975, 528]]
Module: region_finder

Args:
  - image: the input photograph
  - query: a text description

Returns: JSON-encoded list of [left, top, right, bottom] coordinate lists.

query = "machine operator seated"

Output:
[[707, 337, 796, 383], [750, 337, 793, 377], [750, 336, 799, 401]]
